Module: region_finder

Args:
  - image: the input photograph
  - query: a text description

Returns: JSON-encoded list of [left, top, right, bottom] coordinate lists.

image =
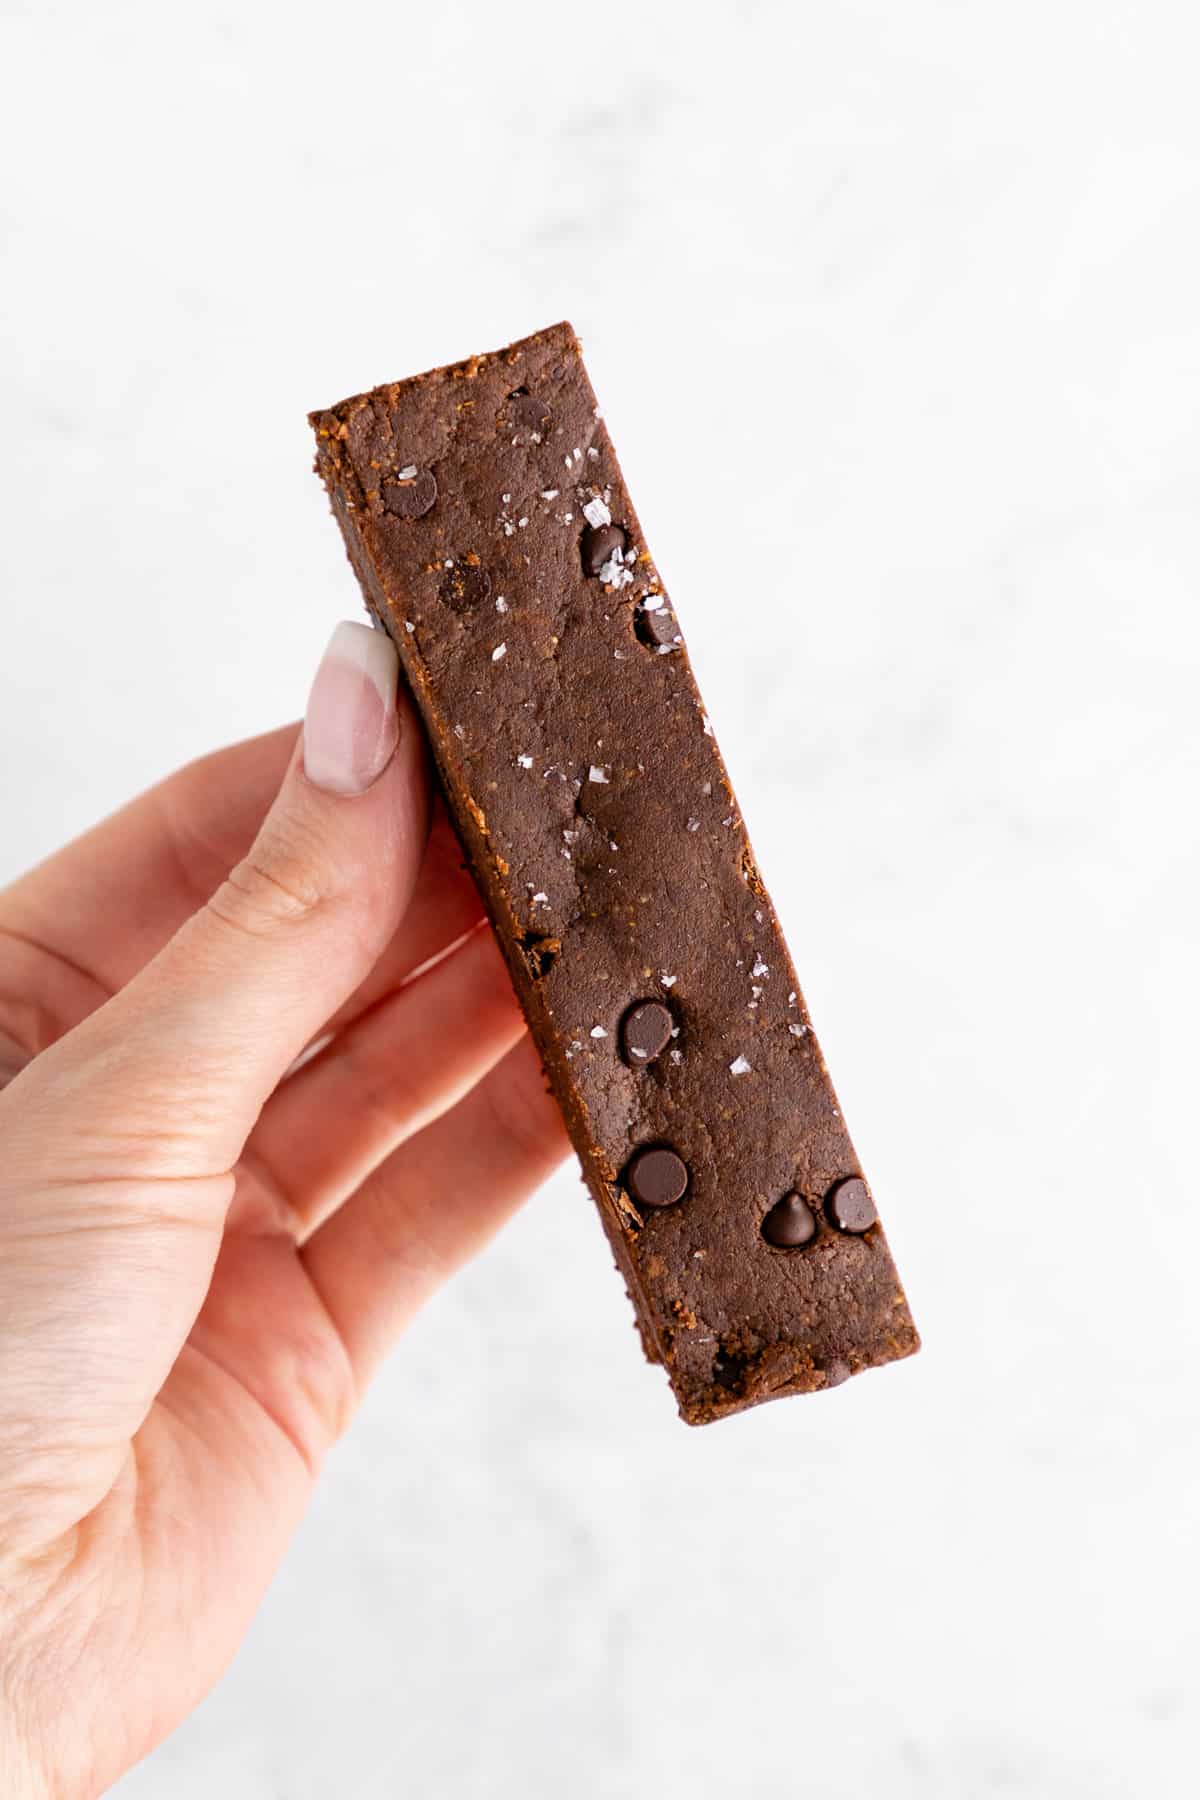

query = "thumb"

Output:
[[19, 620, 430, 1183]]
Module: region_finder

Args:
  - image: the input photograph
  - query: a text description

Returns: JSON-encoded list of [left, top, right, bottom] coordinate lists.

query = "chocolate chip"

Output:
[[620, 1000, 674, 1066], [383, 469, 437, 518], [761, 1192, 817, 1249], [513, 393, 552, 431], [825, 1176, 877, 1234], [582, 522, 627, 576], [625, 1146, 689, 1209], [634, 597, 681, 650], [502, 387, 553, 438], [438, 556, 492, 613]]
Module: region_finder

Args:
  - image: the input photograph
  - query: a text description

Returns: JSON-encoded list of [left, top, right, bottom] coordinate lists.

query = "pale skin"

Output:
[[0, 622, 568, 1797]]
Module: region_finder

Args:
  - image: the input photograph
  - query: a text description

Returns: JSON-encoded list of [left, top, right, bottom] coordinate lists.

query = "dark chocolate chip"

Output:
[[625, 1146, 689, 1209], [634, 596, 681, 650], [825, 1176, 877, 1234], [438, 556, 493, 613], [582, 522, 627, 576], [620, 1000, 674, 1067], [822, 1359, 852, 1388], [761, 1192, 817, 1249], [383, 469, 437, 519], [502, 387, 553, 438]]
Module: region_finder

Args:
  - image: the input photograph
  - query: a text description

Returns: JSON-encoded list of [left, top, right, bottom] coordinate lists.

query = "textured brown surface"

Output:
[[310, 322, 919, 1424]]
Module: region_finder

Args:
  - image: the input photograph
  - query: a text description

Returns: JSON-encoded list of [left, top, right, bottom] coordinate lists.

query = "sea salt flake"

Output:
[[516, 754, 533, 769], [729, 1054, 752, 1077], [661, 974, 677, 988], [532, 891, 549, 904], [492, 643, 507, 662], [642, 594, 664, 612], [702, 715, 714, 737], [404, 619, 416, 633], [788, 991, 797, 1006], [453, 724, 465, 740], [587, 446, 600, 460], [588, 764, 610, 784], [788, 1022, 807, 1038], [496, 596, 509, 612], [502, 492, 511, 503], [397, 464, 417, 480], [590, 1026, 608, 1039], [686, 817, 700, 832], [670, 1048, 683, 1064], [564, 455, 573, 469], [582, 496, 612, 529], [598, 555, 634, 588], [503, 522, 515, 536], [518, 516, 529, 528], [541, 488, 559, 500], [752, 958, 769, 979]]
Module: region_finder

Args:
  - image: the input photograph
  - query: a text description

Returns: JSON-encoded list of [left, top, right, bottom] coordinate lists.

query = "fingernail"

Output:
[[303, 620, 400, 796]]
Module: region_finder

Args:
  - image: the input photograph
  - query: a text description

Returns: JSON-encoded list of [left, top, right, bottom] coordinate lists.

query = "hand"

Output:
[[0, 622, 568, 1798]]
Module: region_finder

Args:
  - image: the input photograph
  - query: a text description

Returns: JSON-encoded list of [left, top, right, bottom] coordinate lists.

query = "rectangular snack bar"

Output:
[[310, 323, 918, 1424]]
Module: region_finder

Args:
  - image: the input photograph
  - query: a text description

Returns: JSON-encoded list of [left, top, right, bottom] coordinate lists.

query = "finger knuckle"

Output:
[[205, 847, 330, 942], [483, 1054, 560, 1171]]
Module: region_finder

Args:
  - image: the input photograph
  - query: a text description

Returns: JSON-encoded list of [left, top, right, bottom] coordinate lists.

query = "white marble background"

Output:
[[3, 1, 1199, 1794]]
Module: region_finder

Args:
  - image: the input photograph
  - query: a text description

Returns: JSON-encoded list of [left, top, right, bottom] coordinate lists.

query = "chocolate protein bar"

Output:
[[310, 323, 918, 1424]]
